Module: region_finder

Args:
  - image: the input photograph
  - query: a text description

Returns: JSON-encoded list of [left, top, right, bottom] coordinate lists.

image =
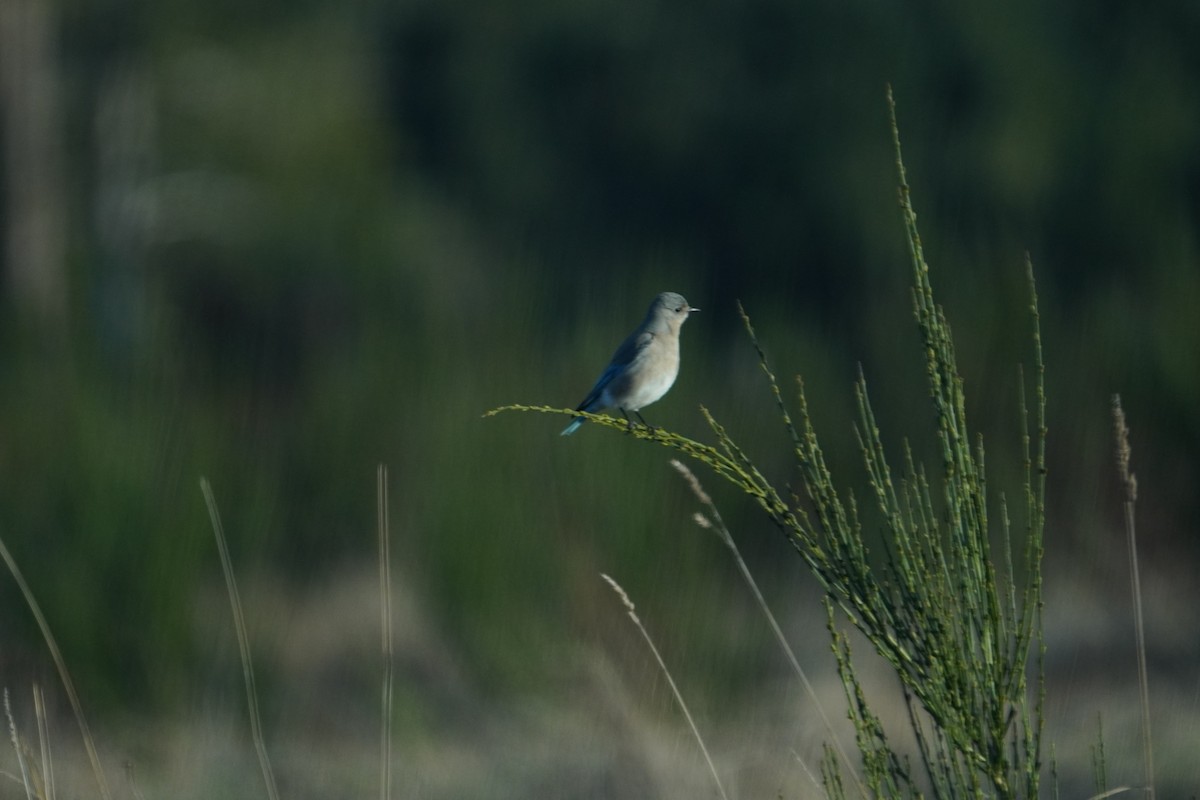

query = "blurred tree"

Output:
[[0, 0, 68, 331]]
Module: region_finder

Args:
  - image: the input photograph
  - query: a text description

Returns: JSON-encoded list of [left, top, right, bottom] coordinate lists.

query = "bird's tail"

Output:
[[560, 416, 585, 436]]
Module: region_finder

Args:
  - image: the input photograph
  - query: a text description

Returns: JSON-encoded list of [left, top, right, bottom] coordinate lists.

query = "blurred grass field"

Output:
[[1, 0, 1198, 795]]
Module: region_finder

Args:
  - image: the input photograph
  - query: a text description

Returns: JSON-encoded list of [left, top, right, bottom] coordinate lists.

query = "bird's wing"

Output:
[[575, 329, 655, 412], [609, 328, 655, 369]]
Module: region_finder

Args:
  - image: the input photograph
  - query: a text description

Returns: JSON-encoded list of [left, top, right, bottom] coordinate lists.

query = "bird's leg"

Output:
[[633, 410, 655, 432], [618, 408, 636, 432]]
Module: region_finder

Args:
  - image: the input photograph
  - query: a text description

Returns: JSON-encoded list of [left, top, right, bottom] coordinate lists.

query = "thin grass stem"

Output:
[[600, 574, 729, 800], [0, 534, 110, 800], [5, 689, 33, 800], [669, 458, 867, 798], [377, 464, 395, 800], [1085, 789, 1135, 800], [200, 478, 280, 800], [33, 684, 53, 800], [1112, 396, 1154, 800], [124, 760, 148, 800]]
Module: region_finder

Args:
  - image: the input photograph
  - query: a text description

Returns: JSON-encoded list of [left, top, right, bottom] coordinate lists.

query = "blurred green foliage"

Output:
[[0, 0, 1197, 729]]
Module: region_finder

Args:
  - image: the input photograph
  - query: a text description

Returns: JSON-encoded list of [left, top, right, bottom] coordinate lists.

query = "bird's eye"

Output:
[[675, 306, 683, 312]]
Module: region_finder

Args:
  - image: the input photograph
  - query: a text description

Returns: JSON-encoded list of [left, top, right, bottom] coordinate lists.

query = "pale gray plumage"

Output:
[[561, 292, 698, 436]]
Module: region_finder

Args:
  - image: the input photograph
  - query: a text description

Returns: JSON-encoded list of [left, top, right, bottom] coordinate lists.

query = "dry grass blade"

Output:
[[377, 464, 395, 800], [124, 760, 148, 800], [1086, 788, 1135, 800], [200, 478, 280, 800], [669, 458, 867, 798], [600, 574, 729, 800], [1112, 396, 1154, 800], [0, 536, 110, 800], [33, 684, 54, 800], [4, 688, 33, 800]]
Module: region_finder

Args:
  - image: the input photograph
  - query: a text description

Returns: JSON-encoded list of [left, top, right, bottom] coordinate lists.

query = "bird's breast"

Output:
[[620, 347, 680, 411]]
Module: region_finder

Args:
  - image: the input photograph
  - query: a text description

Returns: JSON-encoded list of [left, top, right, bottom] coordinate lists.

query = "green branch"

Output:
[[487, 85, 1048, 800]]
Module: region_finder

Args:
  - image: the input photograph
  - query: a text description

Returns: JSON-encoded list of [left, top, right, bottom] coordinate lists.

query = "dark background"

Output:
[[0, 0, 1196, 795]]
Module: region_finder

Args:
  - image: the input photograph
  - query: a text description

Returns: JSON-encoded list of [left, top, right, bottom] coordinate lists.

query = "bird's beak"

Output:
[[690, 306, 700, 313]]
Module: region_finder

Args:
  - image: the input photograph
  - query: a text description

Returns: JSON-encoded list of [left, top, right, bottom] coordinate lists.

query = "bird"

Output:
[[561, 291, 698, 436]]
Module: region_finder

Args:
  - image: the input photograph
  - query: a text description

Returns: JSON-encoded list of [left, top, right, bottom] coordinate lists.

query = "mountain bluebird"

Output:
[[561, 292, 698, 436]]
